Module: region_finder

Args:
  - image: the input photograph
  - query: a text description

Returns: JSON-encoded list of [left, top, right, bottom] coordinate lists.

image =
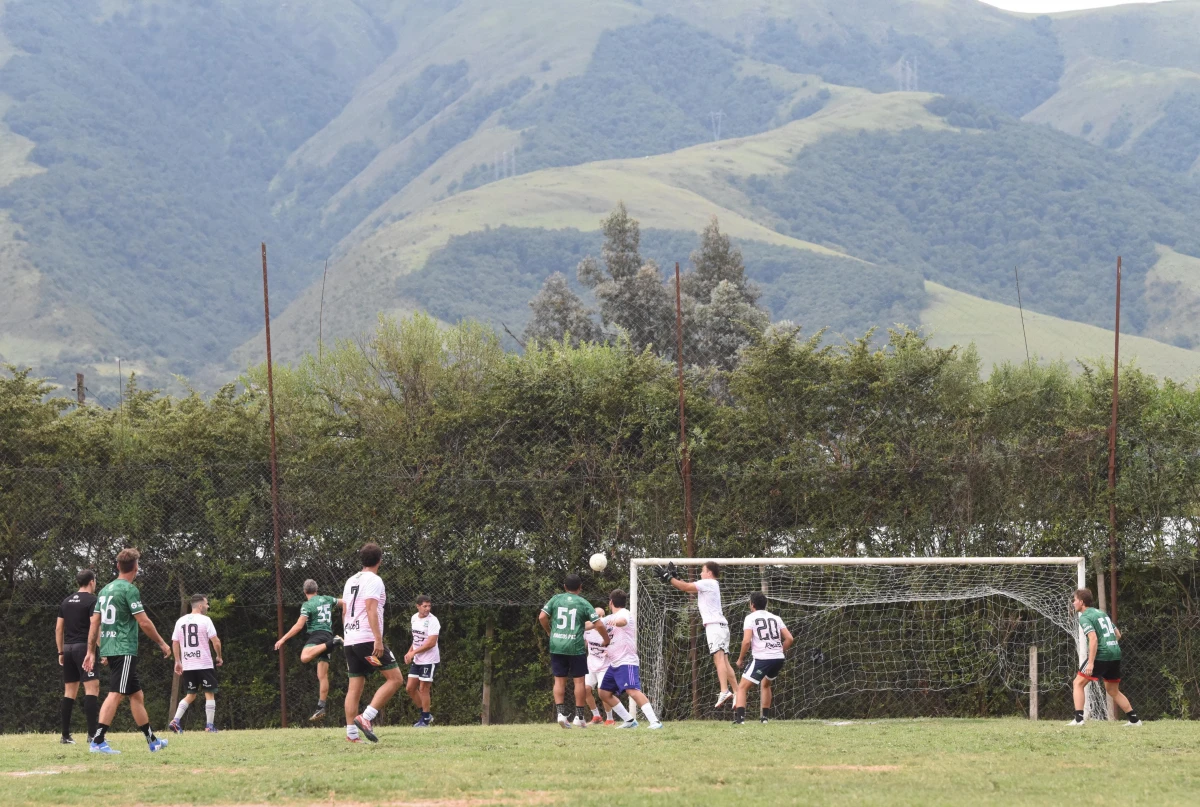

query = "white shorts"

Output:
[[705, 622, 730, 655], [585, 667, 609, 688]]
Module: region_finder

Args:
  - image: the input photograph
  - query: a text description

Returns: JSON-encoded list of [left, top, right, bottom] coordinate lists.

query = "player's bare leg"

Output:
[[127, 691, 166, 750], [732, 675, 757, 724], [1104, 680, 1142, 725], [308, 660, 330, 721], [713, 649, 736, 706], [599, 686, 661, 729], [1069, 673, 1088, 724], [584, 685, 604, 723]]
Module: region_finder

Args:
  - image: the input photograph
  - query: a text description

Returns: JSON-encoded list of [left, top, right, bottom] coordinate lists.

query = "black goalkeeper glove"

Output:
[[655, 563, 678, 582]]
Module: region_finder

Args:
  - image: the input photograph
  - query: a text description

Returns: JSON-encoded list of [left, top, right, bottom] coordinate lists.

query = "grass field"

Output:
[[3, 720, 1199, 806]]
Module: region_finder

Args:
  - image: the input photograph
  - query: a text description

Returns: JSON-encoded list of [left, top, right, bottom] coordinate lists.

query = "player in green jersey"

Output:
[[539, 573, 608, 728], [1069, 588, 1141, 727], [82, 548, 172, 754], [275, 579, 344, 720]]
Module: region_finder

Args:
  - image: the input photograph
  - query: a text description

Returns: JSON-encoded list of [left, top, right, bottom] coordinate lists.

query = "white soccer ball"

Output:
[[589, 553, 607, 572]]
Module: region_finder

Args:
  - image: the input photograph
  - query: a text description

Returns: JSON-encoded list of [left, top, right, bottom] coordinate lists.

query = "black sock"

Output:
[[421, 711, 431, 720], [92, 723, 109, 745], [762, 706, 773, 719], [734, 706, 746, 720], [84, 695, 99, 739], [60, 697, 75, 738], [1074, 709, 1084, 721], [576, 706, 589, 721], [1127, 711, 1140, 723], [317, 700, 326, 708], [138, 722, 156, 742], [556, 703, 569, 718]]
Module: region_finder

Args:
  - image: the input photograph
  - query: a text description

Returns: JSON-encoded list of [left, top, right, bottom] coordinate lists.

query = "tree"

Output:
[[523, 272, 604, 346], [577, 203, 674, 355], [683, 217, 767, 369], [682, 216, 759, 306]]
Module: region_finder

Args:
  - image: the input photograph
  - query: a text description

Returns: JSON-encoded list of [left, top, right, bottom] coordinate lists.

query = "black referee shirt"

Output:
[[58, 591, 97, 645]]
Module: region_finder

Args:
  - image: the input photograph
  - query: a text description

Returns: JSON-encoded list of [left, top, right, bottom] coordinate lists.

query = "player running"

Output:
[[539, 573, 609, 728], [1069, 588, 1142, 727], [83, 548, 172, 754], [596, 589, 663, 729], [56, 569, 99, 744], [274, 579, 344, 720], [658, 560, 737, 707], [168, 595, 223, 733], [732, 591, 793, 726], [342, 542, 404, 743], [584, 606, 613, 725], [404, 595, 440, 728]]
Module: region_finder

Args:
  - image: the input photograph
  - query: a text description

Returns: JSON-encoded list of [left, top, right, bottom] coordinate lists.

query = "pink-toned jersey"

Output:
[[342, 570, 386, 646], [172, 613, 218, 671], [604, 609, 639, 667]]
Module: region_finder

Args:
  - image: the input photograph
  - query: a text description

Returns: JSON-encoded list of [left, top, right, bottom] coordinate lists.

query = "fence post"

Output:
[[261, 242, 288, 728], [1028, 645, 1037, 720], [168, 579, 187, 720], [482, 613, 494, 725], [75, 373, 85, 405], [1094, 556, 1117, 720]]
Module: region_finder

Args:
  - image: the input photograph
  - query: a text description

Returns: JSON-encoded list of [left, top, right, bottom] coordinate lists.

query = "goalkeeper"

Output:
[[657, 561, 738, 707]]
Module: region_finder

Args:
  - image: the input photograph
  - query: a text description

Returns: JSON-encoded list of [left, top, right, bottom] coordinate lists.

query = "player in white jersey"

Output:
[[596, 590, 663, 730], [342, 542, 404, 743], [404, 595, 440, 728], [658, 560, 737, 707], [732, 590, 793, 725], [583, 607, 613, 725], [167, 594, 223, 733]]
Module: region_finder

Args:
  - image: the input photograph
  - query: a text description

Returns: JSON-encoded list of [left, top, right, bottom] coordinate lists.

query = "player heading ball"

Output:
[[539, 573, 609, 728]]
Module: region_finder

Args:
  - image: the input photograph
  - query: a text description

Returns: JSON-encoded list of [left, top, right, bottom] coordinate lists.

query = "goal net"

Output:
[[632, 557, 1102, 721]]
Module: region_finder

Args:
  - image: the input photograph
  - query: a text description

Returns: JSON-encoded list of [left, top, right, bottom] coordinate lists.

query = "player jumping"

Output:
[[342, 542, 404, 743], [274, 579, 344, 720], [658, 560, 738, 707], [733, 591, 793, 725], [83, 548, 172, 754], [584, 606, 613, 724], [596, 589, 663, 730], [404, 595, 440, 728], [56, 569, 99, 744], [168, 594, 223, 733], [1069, 588, 1142, 727], [539, 573, 608, 728]]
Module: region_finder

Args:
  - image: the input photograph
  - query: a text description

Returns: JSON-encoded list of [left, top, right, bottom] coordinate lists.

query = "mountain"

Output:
[[3, 0, 1200, 398]]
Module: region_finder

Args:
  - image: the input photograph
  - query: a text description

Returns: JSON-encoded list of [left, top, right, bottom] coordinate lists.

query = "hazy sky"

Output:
[[982, 0, 1178, 11]]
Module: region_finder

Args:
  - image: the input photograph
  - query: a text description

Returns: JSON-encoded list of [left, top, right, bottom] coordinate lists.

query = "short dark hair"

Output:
[[609, 589, 627, 608], [415, 594, 431, 606], [1074, 588, 1094, 608], [303, 579, 318, 595], [750, 591, 767, 610], [564, 573, 582, 592], [116, 548, 140, 574], [703, 561, 721, 579], [76, 569, 96, 588], [360, 542, 382, 568], [190, 594, 208, 608]]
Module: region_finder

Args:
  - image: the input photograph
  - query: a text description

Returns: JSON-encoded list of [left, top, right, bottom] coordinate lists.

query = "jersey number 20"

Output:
[[754, 617, 780, 641]]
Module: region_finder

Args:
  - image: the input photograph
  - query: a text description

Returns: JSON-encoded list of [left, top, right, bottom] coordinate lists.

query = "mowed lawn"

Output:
[[1, 720, 1198, 806]]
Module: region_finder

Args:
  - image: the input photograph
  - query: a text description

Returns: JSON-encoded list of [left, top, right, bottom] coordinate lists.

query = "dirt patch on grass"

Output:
[[795, 765, 901, 772], [4, 765, 88, 777], [129, 792, 559, 807]]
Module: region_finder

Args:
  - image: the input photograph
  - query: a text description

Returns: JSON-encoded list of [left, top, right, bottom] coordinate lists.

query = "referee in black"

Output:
[[55, 569, 100, 744]]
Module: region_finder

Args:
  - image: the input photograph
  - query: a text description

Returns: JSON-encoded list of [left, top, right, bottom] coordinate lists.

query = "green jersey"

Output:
[[94, 578, 145, 657], [542, 592, 597, 655], [301, 594, 337, 636], [1078, 607, 1121, 661]]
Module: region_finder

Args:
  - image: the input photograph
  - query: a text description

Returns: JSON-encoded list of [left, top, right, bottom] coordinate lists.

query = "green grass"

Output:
[[4, 720, 1200, 806]]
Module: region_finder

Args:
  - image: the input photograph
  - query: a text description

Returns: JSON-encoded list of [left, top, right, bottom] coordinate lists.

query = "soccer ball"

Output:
[[589, 553, 607, 572]]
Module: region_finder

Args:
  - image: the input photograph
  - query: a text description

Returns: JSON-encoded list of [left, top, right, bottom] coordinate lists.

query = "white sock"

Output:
[[640, 703, 659, 724], [346, 724, 358, 738], [591, 708, 601, 718], [174, 700, 189, 721], [205, 700, 216, 725], [611, 702, 632, 721], [606, 710, 614, 721], [363, 705, 379, 721]]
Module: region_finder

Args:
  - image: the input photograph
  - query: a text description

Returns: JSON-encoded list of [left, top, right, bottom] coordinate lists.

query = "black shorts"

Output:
[[345, 641, 398, 677], [743, 656, 785, 685], [1079, 658, 1121, 682], [106, 655, 141, 695], [183, 667, 219, 693], [408, 662, 437, 682], [62, 643, 97, 685], [304, 630, 334, 663], [550, 653, 588, 678]]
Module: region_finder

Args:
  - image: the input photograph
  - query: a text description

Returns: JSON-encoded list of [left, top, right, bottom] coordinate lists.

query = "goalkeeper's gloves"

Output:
[[655, 562, 678, 582]]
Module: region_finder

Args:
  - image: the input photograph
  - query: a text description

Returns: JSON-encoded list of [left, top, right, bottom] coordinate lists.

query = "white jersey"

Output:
[[743, 609, 786, 660], [172, 613, 218, 671], [342, 570, 386, 646], [410, 612, 441, 664], [585, 619, 610, 674], [604, 608, 639, 667], [693, 578, 727, 626]]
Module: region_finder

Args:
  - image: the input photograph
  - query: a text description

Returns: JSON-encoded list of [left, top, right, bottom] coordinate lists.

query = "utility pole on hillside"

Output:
[[710, 111, 724, 143]]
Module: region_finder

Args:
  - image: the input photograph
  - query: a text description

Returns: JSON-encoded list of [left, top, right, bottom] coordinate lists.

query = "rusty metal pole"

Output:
[[262, 243, 288, 728], [76, 373, 85, 405], [1107, 256, 1121, 623], [673, 262, 700, 717]]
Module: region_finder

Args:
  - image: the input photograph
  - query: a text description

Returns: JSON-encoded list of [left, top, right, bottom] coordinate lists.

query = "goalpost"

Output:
[[630, 557, 1103, 721]]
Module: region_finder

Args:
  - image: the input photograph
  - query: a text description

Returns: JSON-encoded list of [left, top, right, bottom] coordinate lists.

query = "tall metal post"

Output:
[[76, 373, 85, 405], [1107, 257, 1121, 624], [673, 262, 699, 717], [262, 243, 288, 728]]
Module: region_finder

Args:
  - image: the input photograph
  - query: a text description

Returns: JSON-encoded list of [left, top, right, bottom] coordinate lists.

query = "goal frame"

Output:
[[630, 556, 1088, 716]]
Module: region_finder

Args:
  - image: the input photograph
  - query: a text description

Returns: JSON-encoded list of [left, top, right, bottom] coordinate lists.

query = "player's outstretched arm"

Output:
[[82, 612, 101, 672], [537, 609, 551, 635], [781, 625, 795, 654], [172, 639, 183, 675], [275, 615, 307, 650], [135, 611, 171, 657]]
